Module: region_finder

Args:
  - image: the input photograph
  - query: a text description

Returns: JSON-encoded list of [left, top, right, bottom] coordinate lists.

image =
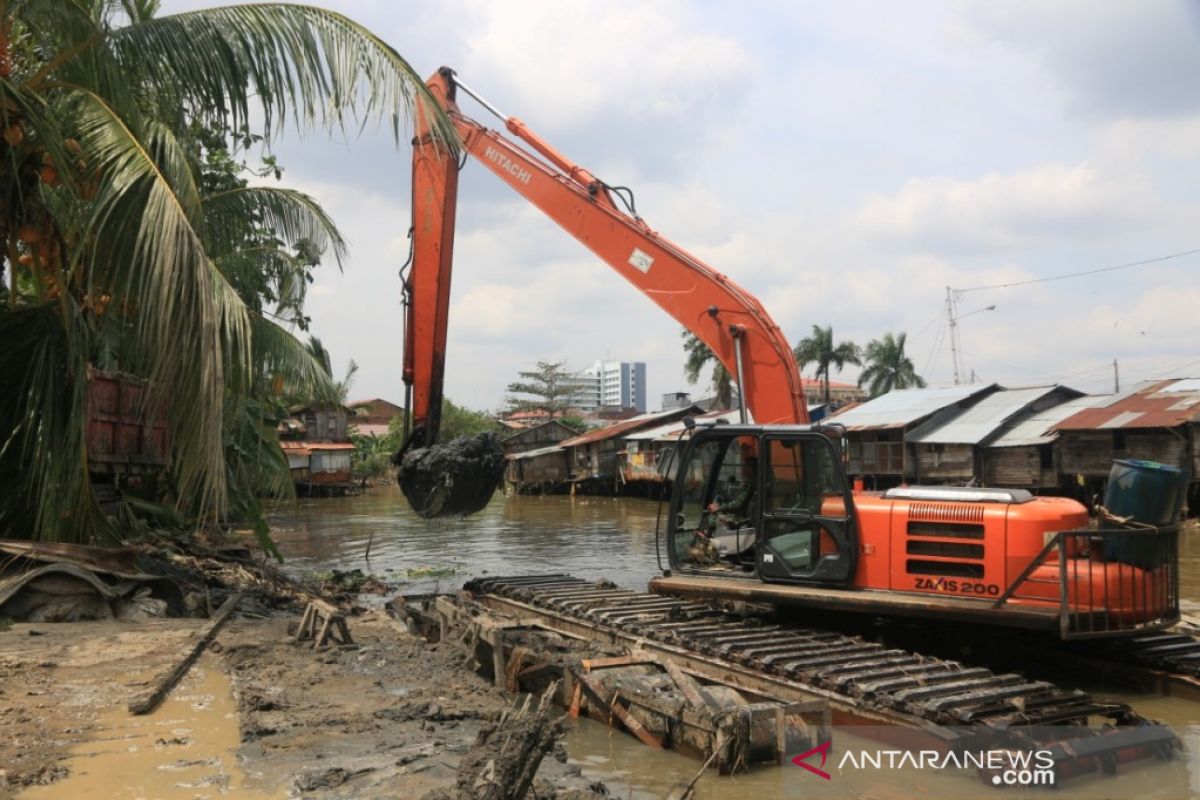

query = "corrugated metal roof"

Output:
[[988, 395, 1110, 447], [1055, 379, 1200, 430], [560, 407, 697, 447], [624, 409, 745, 442], [508, 444, 566, 460], [826, 384, 996, 431], [907, 386, 1072, 445]]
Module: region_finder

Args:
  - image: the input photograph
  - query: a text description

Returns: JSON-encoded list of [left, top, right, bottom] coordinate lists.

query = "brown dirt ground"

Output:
[[0, 613, 616, 799]]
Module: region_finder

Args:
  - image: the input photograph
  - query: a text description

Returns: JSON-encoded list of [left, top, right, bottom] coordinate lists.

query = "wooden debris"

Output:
[[128, 592, 241, 715], [666, 749, 719, 800], [422, 685, 563, 800], [295, 598, 354, 649]]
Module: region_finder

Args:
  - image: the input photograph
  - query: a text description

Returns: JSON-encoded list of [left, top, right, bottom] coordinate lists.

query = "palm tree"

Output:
[[306, 335, 358, 405], [858, 332, 927, 397], [0, 1, 453, 543], [682, 331, 733, 409], [792, 324, 861, 404]]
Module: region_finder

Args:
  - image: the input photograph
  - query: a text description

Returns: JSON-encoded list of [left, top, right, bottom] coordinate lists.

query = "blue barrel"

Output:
[[1104, 459, 1186, 527]]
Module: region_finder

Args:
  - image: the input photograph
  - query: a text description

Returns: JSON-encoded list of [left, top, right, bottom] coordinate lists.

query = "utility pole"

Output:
[[1113, 358, 1120, 393], [946, 287, 995, 386], [946, 287, 961, 385]]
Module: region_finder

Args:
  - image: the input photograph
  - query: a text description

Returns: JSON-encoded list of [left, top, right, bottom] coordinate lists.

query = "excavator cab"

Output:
[[665, 424, 858, 586]]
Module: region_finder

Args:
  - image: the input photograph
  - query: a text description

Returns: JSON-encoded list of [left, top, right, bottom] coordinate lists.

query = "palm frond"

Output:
[[71, 87, 252, 517], [202, 185, 347, 268], [0, 303, 114, 543], [253, 315, 337, 404], [107, 4, 457, 149]]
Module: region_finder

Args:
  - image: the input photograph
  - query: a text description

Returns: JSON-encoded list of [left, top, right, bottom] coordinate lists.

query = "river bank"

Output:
[[0, 611, 618, 799]]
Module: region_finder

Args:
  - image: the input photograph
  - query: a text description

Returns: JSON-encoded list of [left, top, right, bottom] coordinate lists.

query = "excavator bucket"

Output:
[[396, 432, 506, 518]]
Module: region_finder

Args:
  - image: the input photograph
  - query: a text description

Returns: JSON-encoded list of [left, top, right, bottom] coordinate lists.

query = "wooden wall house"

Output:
[[907, 386, 1083, 484], [829, 384, 998, 486], [1053, 380, 1200, 479], [982, 395, 1107, 488], [505, 445, 572, 493], [501, 420, 580, 456], [558, 406, 700, 494], [279, 403, 355, 494]]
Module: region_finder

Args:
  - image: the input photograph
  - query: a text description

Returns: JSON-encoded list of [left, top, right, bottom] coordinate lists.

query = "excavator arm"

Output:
[[399, 67, 808, 516]]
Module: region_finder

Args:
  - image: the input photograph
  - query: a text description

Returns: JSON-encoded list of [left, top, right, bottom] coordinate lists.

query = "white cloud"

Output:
[[854, 163, 1161, 253]]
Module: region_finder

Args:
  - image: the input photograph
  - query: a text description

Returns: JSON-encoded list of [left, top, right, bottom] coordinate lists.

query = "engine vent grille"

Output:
[[909, 502, 986, 524]]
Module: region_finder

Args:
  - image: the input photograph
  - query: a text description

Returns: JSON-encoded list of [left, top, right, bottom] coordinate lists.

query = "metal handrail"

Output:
[[994, 525, 1179, 640]]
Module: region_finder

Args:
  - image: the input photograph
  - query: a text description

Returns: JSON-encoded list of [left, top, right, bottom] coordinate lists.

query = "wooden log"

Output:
[[656, 656, 715, 710], [128, 592, 241, 715]]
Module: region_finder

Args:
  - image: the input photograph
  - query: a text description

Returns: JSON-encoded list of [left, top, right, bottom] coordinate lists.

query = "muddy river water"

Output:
[[267, 488, 1200, 800]]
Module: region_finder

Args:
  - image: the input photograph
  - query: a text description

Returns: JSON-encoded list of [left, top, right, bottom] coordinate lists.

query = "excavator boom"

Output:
[[399, 67, 808, 517]]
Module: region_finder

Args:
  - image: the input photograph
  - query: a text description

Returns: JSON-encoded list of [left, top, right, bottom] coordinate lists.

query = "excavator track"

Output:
[[463, 574, 1180, 779], [1100, 632, 1200, 677]]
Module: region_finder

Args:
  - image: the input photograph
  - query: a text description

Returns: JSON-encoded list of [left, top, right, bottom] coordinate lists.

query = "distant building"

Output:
[[801, 376, 867, 405], [349, 397, 406, 437], [661, 392, 692, 410], [571, 360, 647, 413], [279, 403, 355, 494]]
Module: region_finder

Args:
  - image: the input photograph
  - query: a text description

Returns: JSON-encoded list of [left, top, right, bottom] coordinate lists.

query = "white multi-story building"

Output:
[[571, 360, 647, 413]]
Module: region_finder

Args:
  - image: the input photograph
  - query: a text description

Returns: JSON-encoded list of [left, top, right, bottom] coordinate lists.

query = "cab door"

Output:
[[755, 434, 858, 586]]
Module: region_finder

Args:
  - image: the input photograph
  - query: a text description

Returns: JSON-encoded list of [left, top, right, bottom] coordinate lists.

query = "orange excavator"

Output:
[[401, 67, 1181, 640]]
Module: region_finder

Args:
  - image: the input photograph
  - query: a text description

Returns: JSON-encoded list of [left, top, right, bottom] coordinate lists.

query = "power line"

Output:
[[957, 247, 1200, 293], [908, 308, 946, 343]]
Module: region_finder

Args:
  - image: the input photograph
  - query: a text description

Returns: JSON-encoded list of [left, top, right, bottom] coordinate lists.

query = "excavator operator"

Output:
[[690, 446, 759, 565]]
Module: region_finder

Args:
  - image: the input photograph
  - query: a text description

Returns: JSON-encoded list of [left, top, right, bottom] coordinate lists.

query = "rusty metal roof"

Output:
[[826, 384, 997, 431], [560, 407, 699, 447], [1054, 379, 1200, 431]]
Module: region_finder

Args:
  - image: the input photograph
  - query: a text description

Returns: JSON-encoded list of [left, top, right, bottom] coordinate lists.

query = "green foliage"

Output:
[[681, 330, 732, 408], [858, 332, 926, 397], [792, 324, 861, 404], [0, 2, 450, 543], [505, 360, 578, 417], [407, 565, 457, 578], [351, 422, 398, 483], [438, 399, 498, 443], [558, 415, 588, 433]]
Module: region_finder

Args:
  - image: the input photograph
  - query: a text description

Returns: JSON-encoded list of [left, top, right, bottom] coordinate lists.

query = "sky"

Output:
[[166, 0, 1200, 409]]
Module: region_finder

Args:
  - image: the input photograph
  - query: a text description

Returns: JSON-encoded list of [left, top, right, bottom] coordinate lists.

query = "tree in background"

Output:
[[437, 399, 498, 443], [306, 336, 358, 405], [792, 325, 861, 404], [0, 1, 451, 544], [351, 400, 496, 485], [506, 360, 578, 418], [681, 331, 733, 409], [858, 332, 926, 397]]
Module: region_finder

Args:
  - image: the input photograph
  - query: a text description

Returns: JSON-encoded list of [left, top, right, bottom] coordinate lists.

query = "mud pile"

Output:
[[398, 433, 506, 518]]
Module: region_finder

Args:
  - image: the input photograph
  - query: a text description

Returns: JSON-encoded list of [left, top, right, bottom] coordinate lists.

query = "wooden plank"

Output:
[[577, 672, 663, 749], [129, 592, 241, 715], [653, 653, 715, 709]]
